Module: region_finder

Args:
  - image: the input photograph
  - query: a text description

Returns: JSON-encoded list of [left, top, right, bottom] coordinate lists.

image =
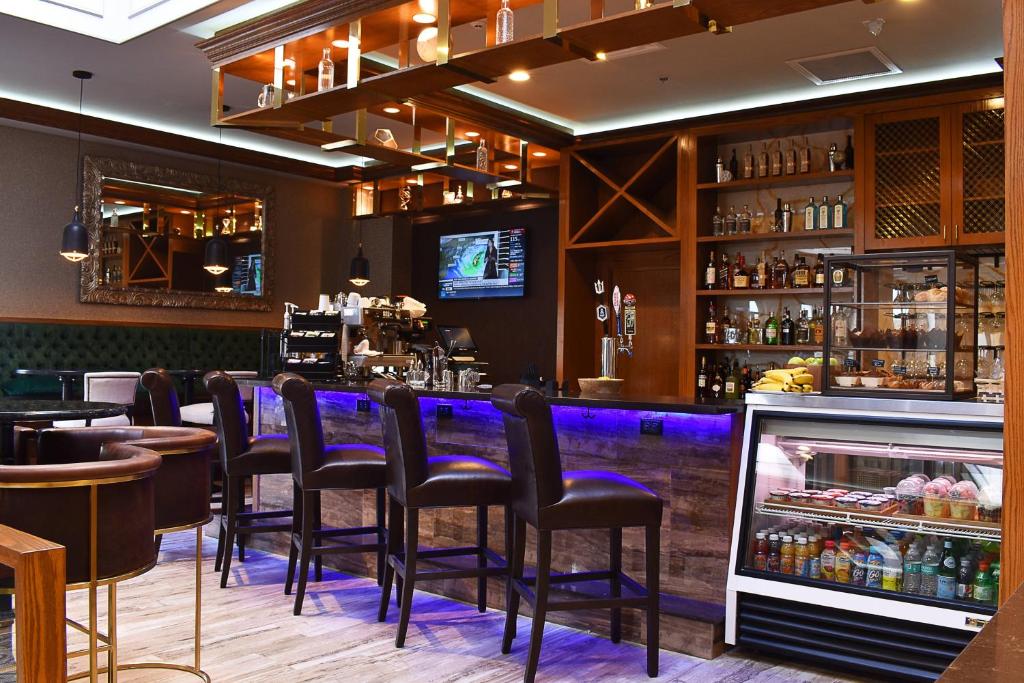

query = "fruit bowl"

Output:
[[578, 377, 625, 396]]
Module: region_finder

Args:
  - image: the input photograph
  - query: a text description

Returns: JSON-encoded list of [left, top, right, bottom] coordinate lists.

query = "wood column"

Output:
[[1002, 0, 1023, 604]]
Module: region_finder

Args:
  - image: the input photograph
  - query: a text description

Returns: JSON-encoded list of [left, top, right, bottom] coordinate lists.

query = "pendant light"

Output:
[[349, 224, 370, 287], [204, 128, 229, 275], [60, 70, 92, 262], [214, 272, 233, 293]]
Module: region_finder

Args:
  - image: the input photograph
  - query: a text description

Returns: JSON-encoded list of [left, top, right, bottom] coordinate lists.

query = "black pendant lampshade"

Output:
[[214, 271, 233, 293], [349, 243, 370, 287], [60, 70, 92, 263], [204, 237, 228, 275], [59, 209, 89, 262]]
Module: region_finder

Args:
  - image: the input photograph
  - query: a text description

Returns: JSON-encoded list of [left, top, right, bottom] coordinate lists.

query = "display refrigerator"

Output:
[[726, 393, 1003, 682]]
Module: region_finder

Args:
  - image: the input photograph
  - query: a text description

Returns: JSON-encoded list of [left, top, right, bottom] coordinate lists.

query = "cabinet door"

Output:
[[952, 99, 1005, 247], [864, 107, 952, 250]]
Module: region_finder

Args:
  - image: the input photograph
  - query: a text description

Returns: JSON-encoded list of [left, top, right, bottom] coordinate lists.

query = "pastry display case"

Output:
[[823, 251, 978, 400], [727, 394, 1003, 681]]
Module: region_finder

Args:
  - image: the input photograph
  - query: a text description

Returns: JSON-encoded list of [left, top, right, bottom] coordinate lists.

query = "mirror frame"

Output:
[[79, 155, 275, 311]]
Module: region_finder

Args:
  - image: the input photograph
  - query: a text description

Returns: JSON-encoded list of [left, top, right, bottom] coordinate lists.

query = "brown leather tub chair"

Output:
[[34, 425, 216, 681], [140, 368, 182, 427], [491, 384, 663, 683], [0, 443, 160, 681]]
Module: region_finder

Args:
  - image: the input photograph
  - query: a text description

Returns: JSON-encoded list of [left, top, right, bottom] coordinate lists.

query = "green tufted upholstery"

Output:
[[0, 322, 262, 399]]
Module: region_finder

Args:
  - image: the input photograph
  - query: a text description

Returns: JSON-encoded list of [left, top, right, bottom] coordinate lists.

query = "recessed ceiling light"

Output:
[[383, 106, 401, 114], [286, 78, 296, 86], [508, 70, 530, 82], [181, 209, 192, 214], [113, 200, 126, 205], [596, 52, 607, 61], [504, 164, 518, 170], [413, 12, 436, 23], [465, 131, 480, 138], [532, 151, 547, 157], [282, 57, 296, 68], [332, 39, 349, 49]]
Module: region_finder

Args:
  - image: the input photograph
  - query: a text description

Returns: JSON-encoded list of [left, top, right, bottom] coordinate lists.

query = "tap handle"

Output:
[[623, 293, 637, 339]]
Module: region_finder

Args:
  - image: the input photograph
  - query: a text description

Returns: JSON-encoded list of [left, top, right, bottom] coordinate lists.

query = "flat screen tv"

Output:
[[438, 227, 526, 299]]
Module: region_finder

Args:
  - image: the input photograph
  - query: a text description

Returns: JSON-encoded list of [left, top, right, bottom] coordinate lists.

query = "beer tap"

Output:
[[613, 286, 635, 359]]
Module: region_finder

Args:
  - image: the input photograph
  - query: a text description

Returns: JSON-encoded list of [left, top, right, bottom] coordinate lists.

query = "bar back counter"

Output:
[[241, 379, 742, 658]]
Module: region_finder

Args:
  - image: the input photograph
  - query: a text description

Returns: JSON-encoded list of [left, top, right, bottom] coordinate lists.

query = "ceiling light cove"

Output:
[[4, 0, 219, 43]]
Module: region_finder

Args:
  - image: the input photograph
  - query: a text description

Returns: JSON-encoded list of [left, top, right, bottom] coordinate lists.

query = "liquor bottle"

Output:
[[796, 310, 811, 344], [763, 252, 776, 289], [718, 252, 732, 289], [833, 306, 849, 346], [742, 145, 754, 179], [784, 143, 797, 175], [831, 263, 848, 288], [812, 307, 826, 345], [475, 138, 489, 171], [697, 356, 709, 399], [741, 363, 753, 395], [937, 540, 958, 600], [496, 0, 514, 44], [733, 253, 750, 289], [833, 194, 848, 229], [781, 202, 793, 232], [773, 250, 790, 289], [844, 134, 854, 170], [769, 143, 782, 176], [704, 250, 717, 289], [792, 255, 810, 288], [110, 208, 119, 228], [764, 310, 780, 345], [715, 156, 725, 183], [712, 206, 724, 236], [710, 363, 724, 399], [729, 149, 738, 179], [748, 312, 763, 344], [798, 140, 811, 173], [757, 143, 769, 178], [814, 254, 826, 288], [705, 301, 719, 344], [724, 206, 737, 235], [803, 197, 817, 231], [722, 306, 740, 344], [750, 255, 763, 289], [818, 195, 832, 230], [737, 204, 751, 234], [773, 198, 783, 232], [780, 308, 794, 346], [318, 47, 335, 91], [725, 361, 740, 400]]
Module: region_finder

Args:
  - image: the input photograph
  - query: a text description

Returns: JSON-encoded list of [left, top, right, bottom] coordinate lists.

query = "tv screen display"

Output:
[[232, 254, 263, 296], [438, 228, 526, 299]]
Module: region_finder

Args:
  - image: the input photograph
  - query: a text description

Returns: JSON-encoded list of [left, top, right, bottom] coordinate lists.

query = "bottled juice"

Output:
[[865, 547, 883, 589], [882, 542, 903, 592], [835, 540, 852, 583], [753, 532, 768, 571], [780, 535, 795, 575], [820, 540, 837, 581], [794, 538, 810, 577], [807, 536, 822, 580], [851, 546, 868, 586], [767, 533, 781, 572]]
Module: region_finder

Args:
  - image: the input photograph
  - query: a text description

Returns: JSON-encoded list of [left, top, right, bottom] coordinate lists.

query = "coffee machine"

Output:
[[340, 300, 431, 381]]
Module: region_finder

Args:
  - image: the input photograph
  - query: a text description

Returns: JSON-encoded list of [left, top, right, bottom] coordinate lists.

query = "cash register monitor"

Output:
[[437, 326, 478, 355]]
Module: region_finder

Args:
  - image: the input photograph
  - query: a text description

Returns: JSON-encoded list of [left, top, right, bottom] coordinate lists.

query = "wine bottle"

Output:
[[844, 134, 854, 170]]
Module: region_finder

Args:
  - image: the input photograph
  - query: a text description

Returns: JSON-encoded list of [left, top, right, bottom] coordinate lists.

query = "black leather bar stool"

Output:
[[273, 373, 388, 615], [368, 378, 512, 648], [205, 370, 294, 588], [491, 384, 663, 683]]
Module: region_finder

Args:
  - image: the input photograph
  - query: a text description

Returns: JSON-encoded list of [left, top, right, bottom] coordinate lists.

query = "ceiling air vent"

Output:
[[788, 47, 901, 85]]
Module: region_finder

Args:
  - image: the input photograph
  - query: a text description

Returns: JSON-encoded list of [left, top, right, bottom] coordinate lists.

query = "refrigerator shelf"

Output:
[[755, 502, 1001, 541]]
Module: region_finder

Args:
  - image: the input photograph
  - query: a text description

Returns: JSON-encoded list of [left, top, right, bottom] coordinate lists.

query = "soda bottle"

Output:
[[851, 546, 868, 587], [973, 561, 994, 605], [820, 540, 837, 581], [780, 535, 795, 575], [835, 540, 852, 584], [902, 543, 922, 594], [753, 532, 768, 571], [991, 560, 1001, 599], [865, 546, 883, 589], [767, 533, 781, 572], [920, 544, 940, 597], [956, 558, 974, 601], [882, 542, 903, 592], [936, 540, 958, 599]]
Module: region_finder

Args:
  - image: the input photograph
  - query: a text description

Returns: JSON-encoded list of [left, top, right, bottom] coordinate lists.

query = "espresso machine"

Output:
[[340, 299, 431, 381]]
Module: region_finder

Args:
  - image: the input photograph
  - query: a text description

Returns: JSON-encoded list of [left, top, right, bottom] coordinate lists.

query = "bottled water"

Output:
[[919, 544, 940, 597], [903, 542, 922, 594]]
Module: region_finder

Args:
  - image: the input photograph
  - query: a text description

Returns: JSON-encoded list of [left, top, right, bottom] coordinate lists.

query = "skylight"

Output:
[[1, 0, 220, 44]]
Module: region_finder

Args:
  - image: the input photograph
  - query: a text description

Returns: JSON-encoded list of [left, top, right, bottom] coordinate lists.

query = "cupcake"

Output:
[[949, 481, 980, 520], [922, 480, 951, 518]]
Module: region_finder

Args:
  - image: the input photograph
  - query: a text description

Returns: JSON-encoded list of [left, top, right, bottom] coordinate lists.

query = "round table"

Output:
[[167, 369, 208, 406], [14, 369, 86, 401], [0, 399, 129, 465]]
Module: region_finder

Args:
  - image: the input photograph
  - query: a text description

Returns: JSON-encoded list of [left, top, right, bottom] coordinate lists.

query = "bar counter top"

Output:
[[940, 585, 1024, 681], [239, 377, 743, 415]]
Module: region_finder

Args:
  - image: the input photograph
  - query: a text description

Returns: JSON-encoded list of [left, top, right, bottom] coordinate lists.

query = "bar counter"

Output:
[[241, 379, 744, 658]]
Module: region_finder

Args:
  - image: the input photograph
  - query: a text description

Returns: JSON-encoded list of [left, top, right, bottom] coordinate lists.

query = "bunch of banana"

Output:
[[753, 367, 815, 393]]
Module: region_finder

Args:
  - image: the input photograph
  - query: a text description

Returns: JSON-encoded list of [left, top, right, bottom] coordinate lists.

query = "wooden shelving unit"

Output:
[[695, 169, 853, 192], [695, 229, 853, 244]]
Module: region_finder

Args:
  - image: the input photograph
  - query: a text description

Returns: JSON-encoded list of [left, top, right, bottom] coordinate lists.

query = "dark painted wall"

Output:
[[409, 207, 558, 386]]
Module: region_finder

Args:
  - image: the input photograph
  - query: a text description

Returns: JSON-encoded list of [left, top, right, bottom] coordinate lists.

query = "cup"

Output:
[[257, 84, 276, 108], [317, 294, 331, 311]]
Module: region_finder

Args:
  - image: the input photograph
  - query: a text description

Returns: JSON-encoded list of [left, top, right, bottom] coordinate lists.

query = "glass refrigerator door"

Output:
[[737, 414, 1002, 613]]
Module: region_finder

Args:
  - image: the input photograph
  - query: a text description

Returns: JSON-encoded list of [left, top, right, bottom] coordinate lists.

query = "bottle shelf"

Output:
[[697, 287, 853, 297], [755, 502, 1001, 542], [695, 169, 853, 192], [696, 344, 822, 352], [697, 228, 853, 244]]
